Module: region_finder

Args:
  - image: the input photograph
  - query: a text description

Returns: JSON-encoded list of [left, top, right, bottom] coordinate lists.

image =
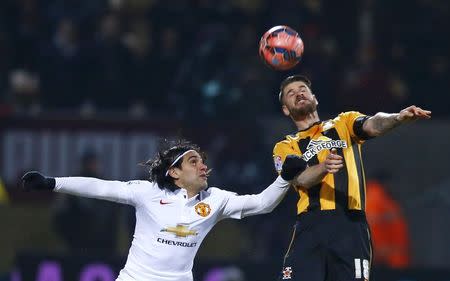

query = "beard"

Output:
[[289, 99, 318, 120]]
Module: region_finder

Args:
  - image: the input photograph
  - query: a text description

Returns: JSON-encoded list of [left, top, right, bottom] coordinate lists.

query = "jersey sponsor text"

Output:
[[157, 238, 197, 248]]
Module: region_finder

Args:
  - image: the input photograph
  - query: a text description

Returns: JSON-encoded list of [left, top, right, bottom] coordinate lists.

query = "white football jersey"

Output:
[[54, 176, 289, 281]]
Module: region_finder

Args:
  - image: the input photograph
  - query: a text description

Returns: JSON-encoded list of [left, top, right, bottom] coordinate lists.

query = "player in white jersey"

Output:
[[22, 139, 307, 281]]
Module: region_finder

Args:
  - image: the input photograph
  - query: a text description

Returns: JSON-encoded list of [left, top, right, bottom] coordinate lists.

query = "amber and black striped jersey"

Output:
[[273, 111, 372, 214]]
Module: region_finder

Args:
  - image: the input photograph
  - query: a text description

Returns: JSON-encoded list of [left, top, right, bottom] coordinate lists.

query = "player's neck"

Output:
[[186, 190, 198, 199], [293, 111, 320, 131], [173, 182, 199, 199], [182, 185, 202, 199]]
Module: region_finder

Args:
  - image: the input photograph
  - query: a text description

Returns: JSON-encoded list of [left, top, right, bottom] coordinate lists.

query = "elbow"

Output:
[[258, 199, 277, 214], [294, 177, 318, 190], [362, 120, 382, 137], [260, 206, 275, 214], [365, 128, 382, 137], [294, 178, 308, 189], [295, 183, 313, 190]]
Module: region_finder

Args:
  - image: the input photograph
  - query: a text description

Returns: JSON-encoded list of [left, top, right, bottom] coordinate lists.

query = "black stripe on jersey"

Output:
[[297, 137, 321, 211], [353, 116, 373, 140], [352, 143, 365, 210], [322, 128, 349, 211]]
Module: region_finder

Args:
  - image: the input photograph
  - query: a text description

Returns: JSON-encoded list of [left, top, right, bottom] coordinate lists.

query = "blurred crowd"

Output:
[[0, 0, 448, 119], [0, 0, 449, 274]]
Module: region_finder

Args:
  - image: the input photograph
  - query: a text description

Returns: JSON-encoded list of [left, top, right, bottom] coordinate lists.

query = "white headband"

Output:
[[165, 149, 196, 176]]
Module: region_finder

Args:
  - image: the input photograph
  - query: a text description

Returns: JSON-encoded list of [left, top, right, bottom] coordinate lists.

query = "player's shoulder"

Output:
[[124, 179, 154, 187], [124, 180, 161, 195], [273, 133, 299, 156], [335, 111, 366, 120], [274, 131, 299, 147], [332, 111, 366, 124], [205, 186, 227, 195], [205, 186, 237, 198]]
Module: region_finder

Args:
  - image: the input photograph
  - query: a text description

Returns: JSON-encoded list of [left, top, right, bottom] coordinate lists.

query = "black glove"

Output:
[[280, 155, 307, 181], [22, 171, 56, 191]]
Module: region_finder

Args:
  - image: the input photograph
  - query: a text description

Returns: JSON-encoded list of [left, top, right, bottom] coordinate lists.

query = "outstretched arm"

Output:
[[238, 176, 290, 217], [22, 171, 134, 204], [363, 105, 431, 137], [54, 177, 133, 204], [222, 156, 307, 218]]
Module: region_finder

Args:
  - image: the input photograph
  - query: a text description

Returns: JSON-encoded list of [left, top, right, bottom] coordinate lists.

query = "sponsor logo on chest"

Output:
[[302, 136, 347, 161]]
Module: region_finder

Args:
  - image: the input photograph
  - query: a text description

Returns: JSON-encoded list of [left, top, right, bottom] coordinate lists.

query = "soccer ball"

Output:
[[259, 25, 304, 71]]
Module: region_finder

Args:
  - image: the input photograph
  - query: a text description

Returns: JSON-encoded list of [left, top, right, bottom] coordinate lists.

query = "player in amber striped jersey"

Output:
[[274, 75, 431, 281]]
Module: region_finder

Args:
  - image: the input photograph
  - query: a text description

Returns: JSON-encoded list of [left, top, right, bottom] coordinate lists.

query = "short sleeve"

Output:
[[338, 111, 371, 144]]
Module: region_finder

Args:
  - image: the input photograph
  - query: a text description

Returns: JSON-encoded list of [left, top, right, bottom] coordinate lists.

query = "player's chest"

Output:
[[295, 128, 349, 162], [145, 198, 217, 227]]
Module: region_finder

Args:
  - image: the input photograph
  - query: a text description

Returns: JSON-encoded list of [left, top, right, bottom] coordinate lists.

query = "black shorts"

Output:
[[279, 210, 372, 281]]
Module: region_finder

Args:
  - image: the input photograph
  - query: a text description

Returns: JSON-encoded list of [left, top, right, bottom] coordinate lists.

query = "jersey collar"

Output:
[[165, 186, 210, 201], [297, 120, 322, 132]]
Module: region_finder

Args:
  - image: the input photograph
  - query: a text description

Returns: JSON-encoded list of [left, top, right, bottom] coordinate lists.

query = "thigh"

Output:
[[278, 223, 327, 281], [327, 220, 372, 281]]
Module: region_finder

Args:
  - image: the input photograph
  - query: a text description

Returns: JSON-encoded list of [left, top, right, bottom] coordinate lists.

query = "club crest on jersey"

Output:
[[274, 155, 283, 172], [195, 202, 211, 217], [302, 136, 347, 161], [282, 266, 293, 279]]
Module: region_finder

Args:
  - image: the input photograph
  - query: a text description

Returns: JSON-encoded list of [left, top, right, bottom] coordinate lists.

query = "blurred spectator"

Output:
[[123, 17, 158, 114], [0, 30, 13, 105], [366, 173, 411, 268], [0, 0, 447, 118], [338, 45, 407, 113], [416, 54, 449, 117], [89, 12, 129, 110], [39, 18, 87, 108], [149, 25, 182, 110], [52, 150, 120, 255], [6, 69, 41, 115]]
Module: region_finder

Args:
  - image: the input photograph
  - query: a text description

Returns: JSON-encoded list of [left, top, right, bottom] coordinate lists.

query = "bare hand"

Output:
[[322, 148, 344, 174], [397, 105, 431, 122]]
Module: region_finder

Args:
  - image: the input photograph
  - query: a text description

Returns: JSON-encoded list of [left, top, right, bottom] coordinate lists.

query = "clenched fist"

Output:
[[22, 171, 55, 191], [322, 149, 344, 174]]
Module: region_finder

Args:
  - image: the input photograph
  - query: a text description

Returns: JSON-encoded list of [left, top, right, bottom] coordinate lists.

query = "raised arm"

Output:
[[222, 155, 307, 218], [22, 171, 134, 205], [238, 175, 290, 217], [363, 105, 431, 137]]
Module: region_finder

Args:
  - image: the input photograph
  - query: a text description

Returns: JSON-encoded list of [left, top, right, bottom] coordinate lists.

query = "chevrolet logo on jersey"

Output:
[[303, 137, 347, 161], [161, 224, 198, 238]]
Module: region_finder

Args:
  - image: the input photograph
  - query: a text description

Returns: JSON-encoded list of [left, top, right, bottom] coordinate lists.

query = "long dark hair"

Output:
[[143, 139, 204, 191]]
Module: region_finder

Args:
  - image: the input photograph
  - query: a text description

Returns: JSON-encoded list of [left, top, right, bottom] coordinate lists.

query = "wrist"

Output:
[[319, 162, 328, 175], [45, 177, 56, 190], [280, 156, 307, 181]]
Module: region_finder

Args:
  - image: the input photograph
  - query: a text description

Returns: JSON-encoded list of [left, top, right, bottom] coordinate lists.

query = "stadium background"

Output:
[[0, 0, 449, 280]]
